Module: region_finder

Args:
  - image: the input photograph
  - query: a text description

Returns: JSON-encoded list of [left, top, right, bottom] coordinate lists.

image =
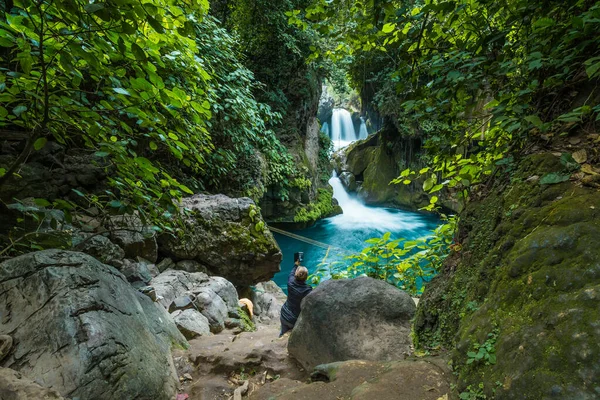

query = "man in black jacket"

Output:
[[279, 255, 312, 337]]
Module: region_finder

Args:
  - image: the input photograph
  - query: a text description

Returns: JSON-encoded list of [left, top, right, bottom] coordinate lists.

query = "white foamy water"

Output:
[[328, 172, 426, 233], [330, 108, 357, 150]]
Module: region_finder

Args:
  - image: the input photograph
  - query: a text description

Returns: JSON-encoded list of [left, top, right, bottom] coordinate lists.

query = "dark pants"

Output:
[[280, 316, 295, 337]]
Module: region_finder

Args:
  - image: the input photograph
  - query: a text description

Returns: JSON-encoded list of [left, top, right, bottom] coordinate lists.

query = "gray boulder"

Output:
[[252, 281, 287, 323], [72, 234, 125, 265], [150, 270, 240, 335], [158, 194, 282, 286], [193, 289, 229, 333], [150, 269, 211, 309], [339, 171, 357, 192], [172, 309, 211, 339], [288, 277, 416, 370], [115, 258, 154, 287], [109, 214, 158, 262], [0, 250, 187, 400], [176, 259, 208, 273]]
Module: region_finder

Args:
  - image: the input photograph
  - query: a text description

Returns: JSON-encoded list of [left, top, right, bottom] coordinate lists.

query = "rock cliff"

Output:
[[414, 152, 600, 399]]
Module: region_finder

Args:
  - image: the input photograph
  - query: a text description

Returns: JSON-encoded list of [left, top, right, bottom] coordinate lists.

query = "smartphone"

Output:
[[294, 252, 304, 263]]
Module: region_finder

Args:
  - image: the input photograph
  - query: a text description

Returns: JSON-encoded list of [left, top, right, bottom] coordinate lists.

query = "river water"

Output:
[[272, 173, 440, 292]]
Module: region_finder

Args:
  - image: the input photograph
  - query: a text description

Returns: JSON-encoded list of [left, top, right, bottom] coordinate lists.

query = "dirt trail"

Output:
[[172, 321, 452, 400]]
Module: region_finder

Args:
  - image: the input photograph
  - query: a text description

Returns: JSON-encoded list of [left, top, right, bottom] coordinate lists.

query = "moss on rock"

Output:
[[293, 188, 341, 224], [414, 152, 600, 399]]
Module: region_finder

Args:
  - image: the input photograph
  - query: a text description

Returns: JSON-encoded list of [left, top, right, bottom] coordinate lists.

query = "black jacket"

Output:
[[280, 265, 312, 324]]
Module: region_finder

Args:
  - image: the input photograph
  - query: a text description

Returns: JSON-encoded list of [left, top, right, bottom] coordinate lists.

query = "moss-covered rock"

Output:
[[336, 130, 459, 211], [414, 153, 600, 399], [158, 194, 282, 286]]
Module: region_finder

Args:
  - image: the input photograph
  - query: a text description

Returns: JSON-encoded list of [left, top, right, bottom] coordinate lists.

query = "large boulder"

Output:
[[288, 277, 416, 370], [158, 194, 282, 286], [0, 250, 187, 400], [414, 153, 600, 399]]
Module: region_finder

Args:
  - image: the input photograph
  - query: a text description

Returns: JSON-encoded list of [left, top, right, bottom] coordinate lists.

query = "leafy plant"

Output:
[[0, 0, 212, 232], [310, 215, 458, 295], [467, 331, 498, 366]]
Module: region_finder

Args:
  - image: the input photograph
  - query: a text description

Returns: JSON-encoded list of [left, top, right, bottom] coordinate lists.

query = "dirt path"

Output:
[[172, 322, 452, 400]]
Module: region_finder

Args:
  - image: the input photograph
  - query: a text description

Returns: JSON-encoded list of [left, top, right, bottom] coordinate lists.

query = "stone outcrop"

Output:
[[0, 250, 186, 400], [414, 153, 600, 399], [288, 277, 415, 370], [0, 367, 65, 400], [333, 129, 460, 212], [159, 194, 282, 286], [72, 234, 125, 266]]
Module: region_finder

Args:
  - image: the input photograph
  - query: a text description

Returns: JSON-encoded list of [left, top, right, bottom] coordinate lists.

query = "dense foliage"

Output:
[[1, 0, 213, 227], [0, 0, 311, 255], [290, 0, 600, 205]]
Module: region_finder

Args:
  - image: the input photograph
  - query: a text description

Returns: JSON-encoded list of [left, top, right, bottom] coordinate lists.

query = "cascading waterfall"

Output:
[[328, 172, 426, 233], [358, 117, 368, 140], [330, 108, 357, 149]]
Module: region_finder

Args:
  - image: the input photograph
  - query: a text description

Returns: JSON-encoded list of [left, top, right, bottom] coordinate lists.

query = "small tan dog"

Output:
[[238, 298, 254, 319]]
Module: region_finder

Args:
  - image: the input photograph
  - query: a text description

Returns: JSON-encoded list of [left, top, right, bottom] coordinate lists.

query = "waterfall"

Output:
[[328, 172, 426, 233], [330, 108, 357, 149], [358, 117, 368, 140]]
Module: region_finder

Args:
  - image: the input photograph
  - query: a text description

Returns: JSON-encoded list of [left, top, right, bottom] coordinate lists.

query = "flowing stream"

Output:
[[272, 173, 440, 292]]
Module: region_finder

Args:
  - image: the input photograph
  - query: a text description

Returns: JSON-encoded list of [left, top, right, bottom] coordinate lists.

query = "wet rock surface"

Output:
[[288, 277, 416, 370], [0, 250, 186, 400]]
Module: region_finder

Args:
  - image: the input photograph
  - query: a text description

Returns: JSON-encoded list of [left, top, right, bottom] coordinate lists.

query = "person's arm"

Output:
[[288, 261, 299, 285]]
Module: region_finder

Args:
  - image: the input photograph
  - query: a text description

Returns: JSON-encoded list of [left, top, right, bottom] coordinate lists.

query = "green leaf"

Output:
[[72, 189, 85, 197], [0, 168, 5, 178], [84, 3, 105, 13], [147, 16, 165, 33], [539, 173, 570, 185], [149, 141, 158, 150], [33, 138, 47, 151], [584, 57, 600, 79], [34, 198, 52, 207], [113, 87, 131, 96], [131, 43, 146, 61], [423, 177, 436, 191], [382, 23, 396, 33], [524, 115, 543, 128], [108, 200, 122, 208], [430, 196, 438, 204], [12, 105, 27, 116]]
